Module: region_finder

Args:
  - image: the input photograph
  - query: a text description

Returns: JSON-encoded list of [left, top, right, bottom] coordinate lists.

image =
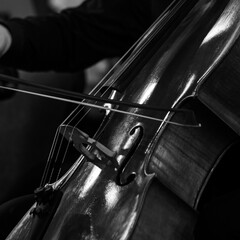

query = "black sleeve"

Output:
[[0, 0, 154, 72]]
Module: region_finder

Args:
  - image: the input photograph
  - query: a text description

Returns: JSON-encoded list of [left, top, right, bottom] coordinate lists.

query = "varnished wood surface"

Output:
[[148, 99, 238, 207], [131, 179, 197, 240]]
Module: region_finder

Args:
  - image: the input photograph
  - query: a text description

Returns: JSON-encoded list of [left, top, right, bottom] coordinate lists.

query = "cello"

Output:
[[3, 0, 240, 238]]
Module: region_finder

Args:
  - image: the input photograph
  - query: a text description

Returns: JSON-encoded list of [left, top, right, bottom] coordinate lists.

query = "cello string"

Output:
[[48, 57, 129, 183], [48, 6, 189, 181], [0, 2, 199, 185], [48, 64, 125, 183]]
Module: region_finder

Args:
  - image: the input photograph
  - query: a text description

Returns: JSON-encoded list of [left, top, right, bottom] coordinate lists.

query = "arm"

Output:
[[0, 0, 153, 72]]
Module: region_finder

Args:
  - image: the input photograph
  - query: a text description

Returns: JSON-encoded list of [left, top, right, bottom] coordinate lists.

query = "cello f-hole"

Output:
[[116, 126, 143, 186]]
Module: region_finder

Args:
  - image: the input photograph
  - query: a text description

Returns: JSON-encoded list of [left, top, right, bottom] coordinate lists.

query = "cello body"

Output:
[[6, 0, 240, 239]]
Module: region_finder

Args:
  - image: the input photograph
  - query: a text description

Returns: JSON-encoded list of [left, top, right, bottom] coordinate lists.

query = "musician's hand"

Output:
[[0, 24, 11, 57]]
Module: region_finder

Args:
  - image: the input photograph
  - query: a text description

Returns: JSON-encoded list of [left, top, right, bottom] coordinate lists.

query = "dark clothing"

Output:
[[1, 0, 171, 72]]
